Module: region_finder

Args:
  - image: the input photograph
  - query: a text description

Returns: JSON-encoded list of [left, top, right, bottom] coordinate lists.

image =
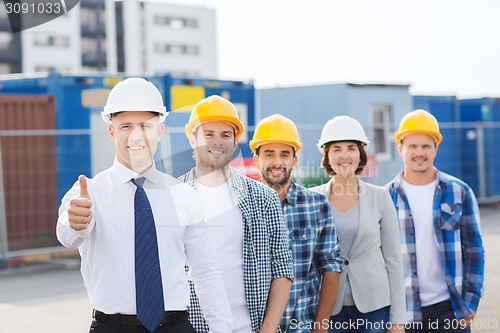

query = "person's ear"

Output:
[[189, 133, 198, 149], [157, 124, 164, 142], [253, 154, 260, 168], [108, 125, 115, 140]]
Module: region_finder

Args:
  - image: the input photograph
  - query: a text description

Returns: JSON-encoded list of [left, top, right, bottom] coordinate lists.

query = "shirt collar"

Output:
[[283, 180, 298, 206], [112, 158, 163, 185]]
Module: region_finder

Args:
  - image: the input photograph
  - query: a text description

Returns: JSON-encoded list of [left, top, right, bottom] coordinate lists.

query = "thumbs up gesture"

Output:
[[68, 175, 93, 231]]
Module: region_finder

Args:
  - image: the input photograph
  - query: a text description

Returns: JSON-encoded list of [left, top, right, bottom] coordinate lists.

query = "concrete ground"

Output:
[[472, 204, 500, 332]]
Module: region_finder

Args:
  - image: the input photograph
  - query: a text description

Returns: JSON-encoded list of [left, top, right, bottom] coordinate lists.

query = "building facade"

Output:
[[0, 0, 217, 77]]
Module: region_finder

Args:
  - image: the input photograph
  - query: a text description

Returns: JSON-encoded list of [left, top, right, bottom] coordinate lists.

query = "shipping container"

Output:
[[0, 72, 256, 253], [459, 98, 500, 199], [0, 95, 57, 251], [0, 72, 116, 205], [412, 96, 461, 178]]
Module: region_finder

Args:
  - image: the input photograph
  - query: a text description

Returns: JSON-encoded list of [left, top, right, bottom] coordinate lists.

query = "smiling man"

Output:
[[179, 96, 294, 333], [387, 109, 485, 333], [56, 78, 231, 333], [250, 114, 342, 333]]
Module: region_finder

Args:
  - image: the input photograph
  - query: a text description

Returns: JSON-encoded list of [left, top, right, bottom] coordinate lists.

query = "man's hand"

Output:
[[388, 323, 406, 333], [459, 309, 476, 328], [67, 175, 92, 231]]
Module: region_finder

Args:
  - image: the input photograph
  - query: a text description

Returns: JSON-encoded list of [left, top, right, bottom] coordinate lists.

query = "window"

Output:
[[170, 18, 184, 29], [81, 8, 97, 32], [154, 43, 168, 53], [155, 43, 199, 55], [0, 63, 10, 74], [0, 32, 12, 49], [154, 15, 169, 25], [372, 105, 392, 161], [184, 18, 198, 28], [82, 37, 99, 62], [185, 45, 199, 55], [154, 15, 198, 29], [170, 44, 184, 55], [97, 7, 105, 26], [34, 34, 70, 47]]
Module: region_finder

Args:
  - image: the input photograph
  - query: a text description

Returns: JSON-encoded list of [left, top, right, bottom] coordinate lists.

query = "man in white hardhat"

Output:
[[57, 78, 231, 333]]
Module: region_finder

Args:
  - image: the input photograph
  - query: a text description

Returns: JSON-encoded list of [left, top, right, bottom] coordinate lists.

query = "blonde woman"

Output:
[[310, 116, 406, 333]]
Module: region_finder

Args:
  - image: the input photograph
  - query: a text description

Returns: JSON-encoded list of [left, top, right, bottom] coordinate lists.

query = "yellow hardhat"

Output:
[[394, 109, 443, 144], [249, 114, 302, 153], [185, 95, 244, 139]]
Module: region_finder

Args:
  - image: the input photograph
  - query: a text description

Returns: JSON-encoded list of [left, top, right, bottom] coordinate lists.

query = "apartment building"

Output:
[[0, 0, 217, 77]]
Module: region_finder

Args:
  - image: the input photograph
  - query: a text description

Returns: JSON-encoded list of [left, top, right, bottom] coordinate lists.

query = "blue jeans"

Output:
[[328, 306, 389, 333], [405, 300, 471, 333]]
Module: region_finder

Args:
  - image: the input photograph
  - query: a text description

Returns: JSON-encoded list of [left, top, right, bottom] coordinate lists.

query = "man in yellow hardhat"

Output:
[[250, 114, 342, 333], [387, 109, 484, 333], [179, 96, 294, 333]]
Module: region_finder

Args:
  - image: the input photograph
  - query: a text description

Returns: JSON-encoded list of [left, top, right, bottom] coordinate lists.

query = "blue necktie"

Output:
[[132, 178, 165, 332]]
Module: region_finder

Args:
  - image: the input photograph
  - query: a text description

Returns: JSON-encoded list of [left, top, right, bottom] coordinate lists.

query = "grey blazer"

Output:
[[310, 178, 407, 323]]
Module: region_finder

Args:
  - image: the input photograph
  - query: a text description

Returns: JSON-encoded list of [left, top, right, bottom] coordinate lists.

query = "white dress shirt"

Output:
[[57, 159, 232, 333]]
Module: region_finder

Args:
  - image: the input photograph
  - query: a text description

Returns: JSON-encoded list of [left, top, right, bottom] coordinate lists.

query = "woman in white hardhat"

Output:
[[310, 116, 407, 333]]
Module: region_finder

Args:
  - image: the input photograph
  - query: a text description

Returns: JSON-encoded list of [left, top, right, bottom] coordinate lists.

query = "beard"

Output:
[[261, 166, 292, 186]]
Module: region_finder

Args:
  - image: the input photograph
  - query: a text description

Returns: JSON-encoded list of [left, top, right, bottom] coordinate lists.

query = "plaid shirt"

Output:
[[180, 167, 294, 333], [280, 181, 342, 333], [387, 169, 484, 322]]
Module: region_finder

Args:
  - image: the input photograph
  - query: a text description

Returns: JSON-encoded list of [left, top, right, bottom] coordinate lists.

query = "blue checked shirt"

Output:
[[387, 169, 484, 322], [280, 181, 342, 333], [180, 167, 294, 333]]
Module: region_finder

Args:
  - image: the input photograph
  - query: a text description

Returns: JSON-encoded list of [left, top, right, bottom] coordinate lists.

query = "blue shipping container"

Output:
[[459, 98, 500, 198], [413, 96, 461, 179]]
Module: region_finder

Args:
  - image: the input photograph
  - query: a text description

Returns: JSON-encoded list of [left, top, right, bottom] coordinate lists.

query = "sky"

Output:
[[162, 0, 500, 98]]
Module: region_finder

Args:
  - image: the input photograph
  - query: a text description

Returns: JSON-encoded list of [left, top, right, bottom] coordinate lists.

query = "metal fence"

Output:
[[1, 121, 500, 263], [0, 126, 246, 264], [293, 121, 500, 204]]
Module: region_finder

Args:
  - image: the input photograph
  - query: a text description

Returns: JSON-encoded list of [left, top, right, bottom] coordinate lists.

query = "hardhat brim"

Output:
[[101, 110, 168, 124], [250, 139, 302, 154], [317, 139, 369, 153], [395, 130, 443, 144], [185, 115, 244, 139]]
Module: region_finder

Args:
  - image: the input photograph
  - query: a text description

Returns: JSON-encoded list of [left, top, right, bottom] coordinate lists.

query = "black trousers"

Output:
[[406, 300, 471, 333], [89, 319, 196, 333]]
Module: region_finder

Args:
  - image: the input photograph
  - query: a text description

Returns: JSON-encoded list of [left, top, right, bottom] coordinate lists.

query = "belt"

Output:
[[93, 309, 188, 327]]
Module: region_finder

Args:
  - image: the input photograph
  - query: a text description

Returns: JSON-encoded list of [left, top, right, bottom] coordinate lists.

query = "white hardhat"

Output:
[[101, 77, 167, 124], [317, 115, 369, 153]]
